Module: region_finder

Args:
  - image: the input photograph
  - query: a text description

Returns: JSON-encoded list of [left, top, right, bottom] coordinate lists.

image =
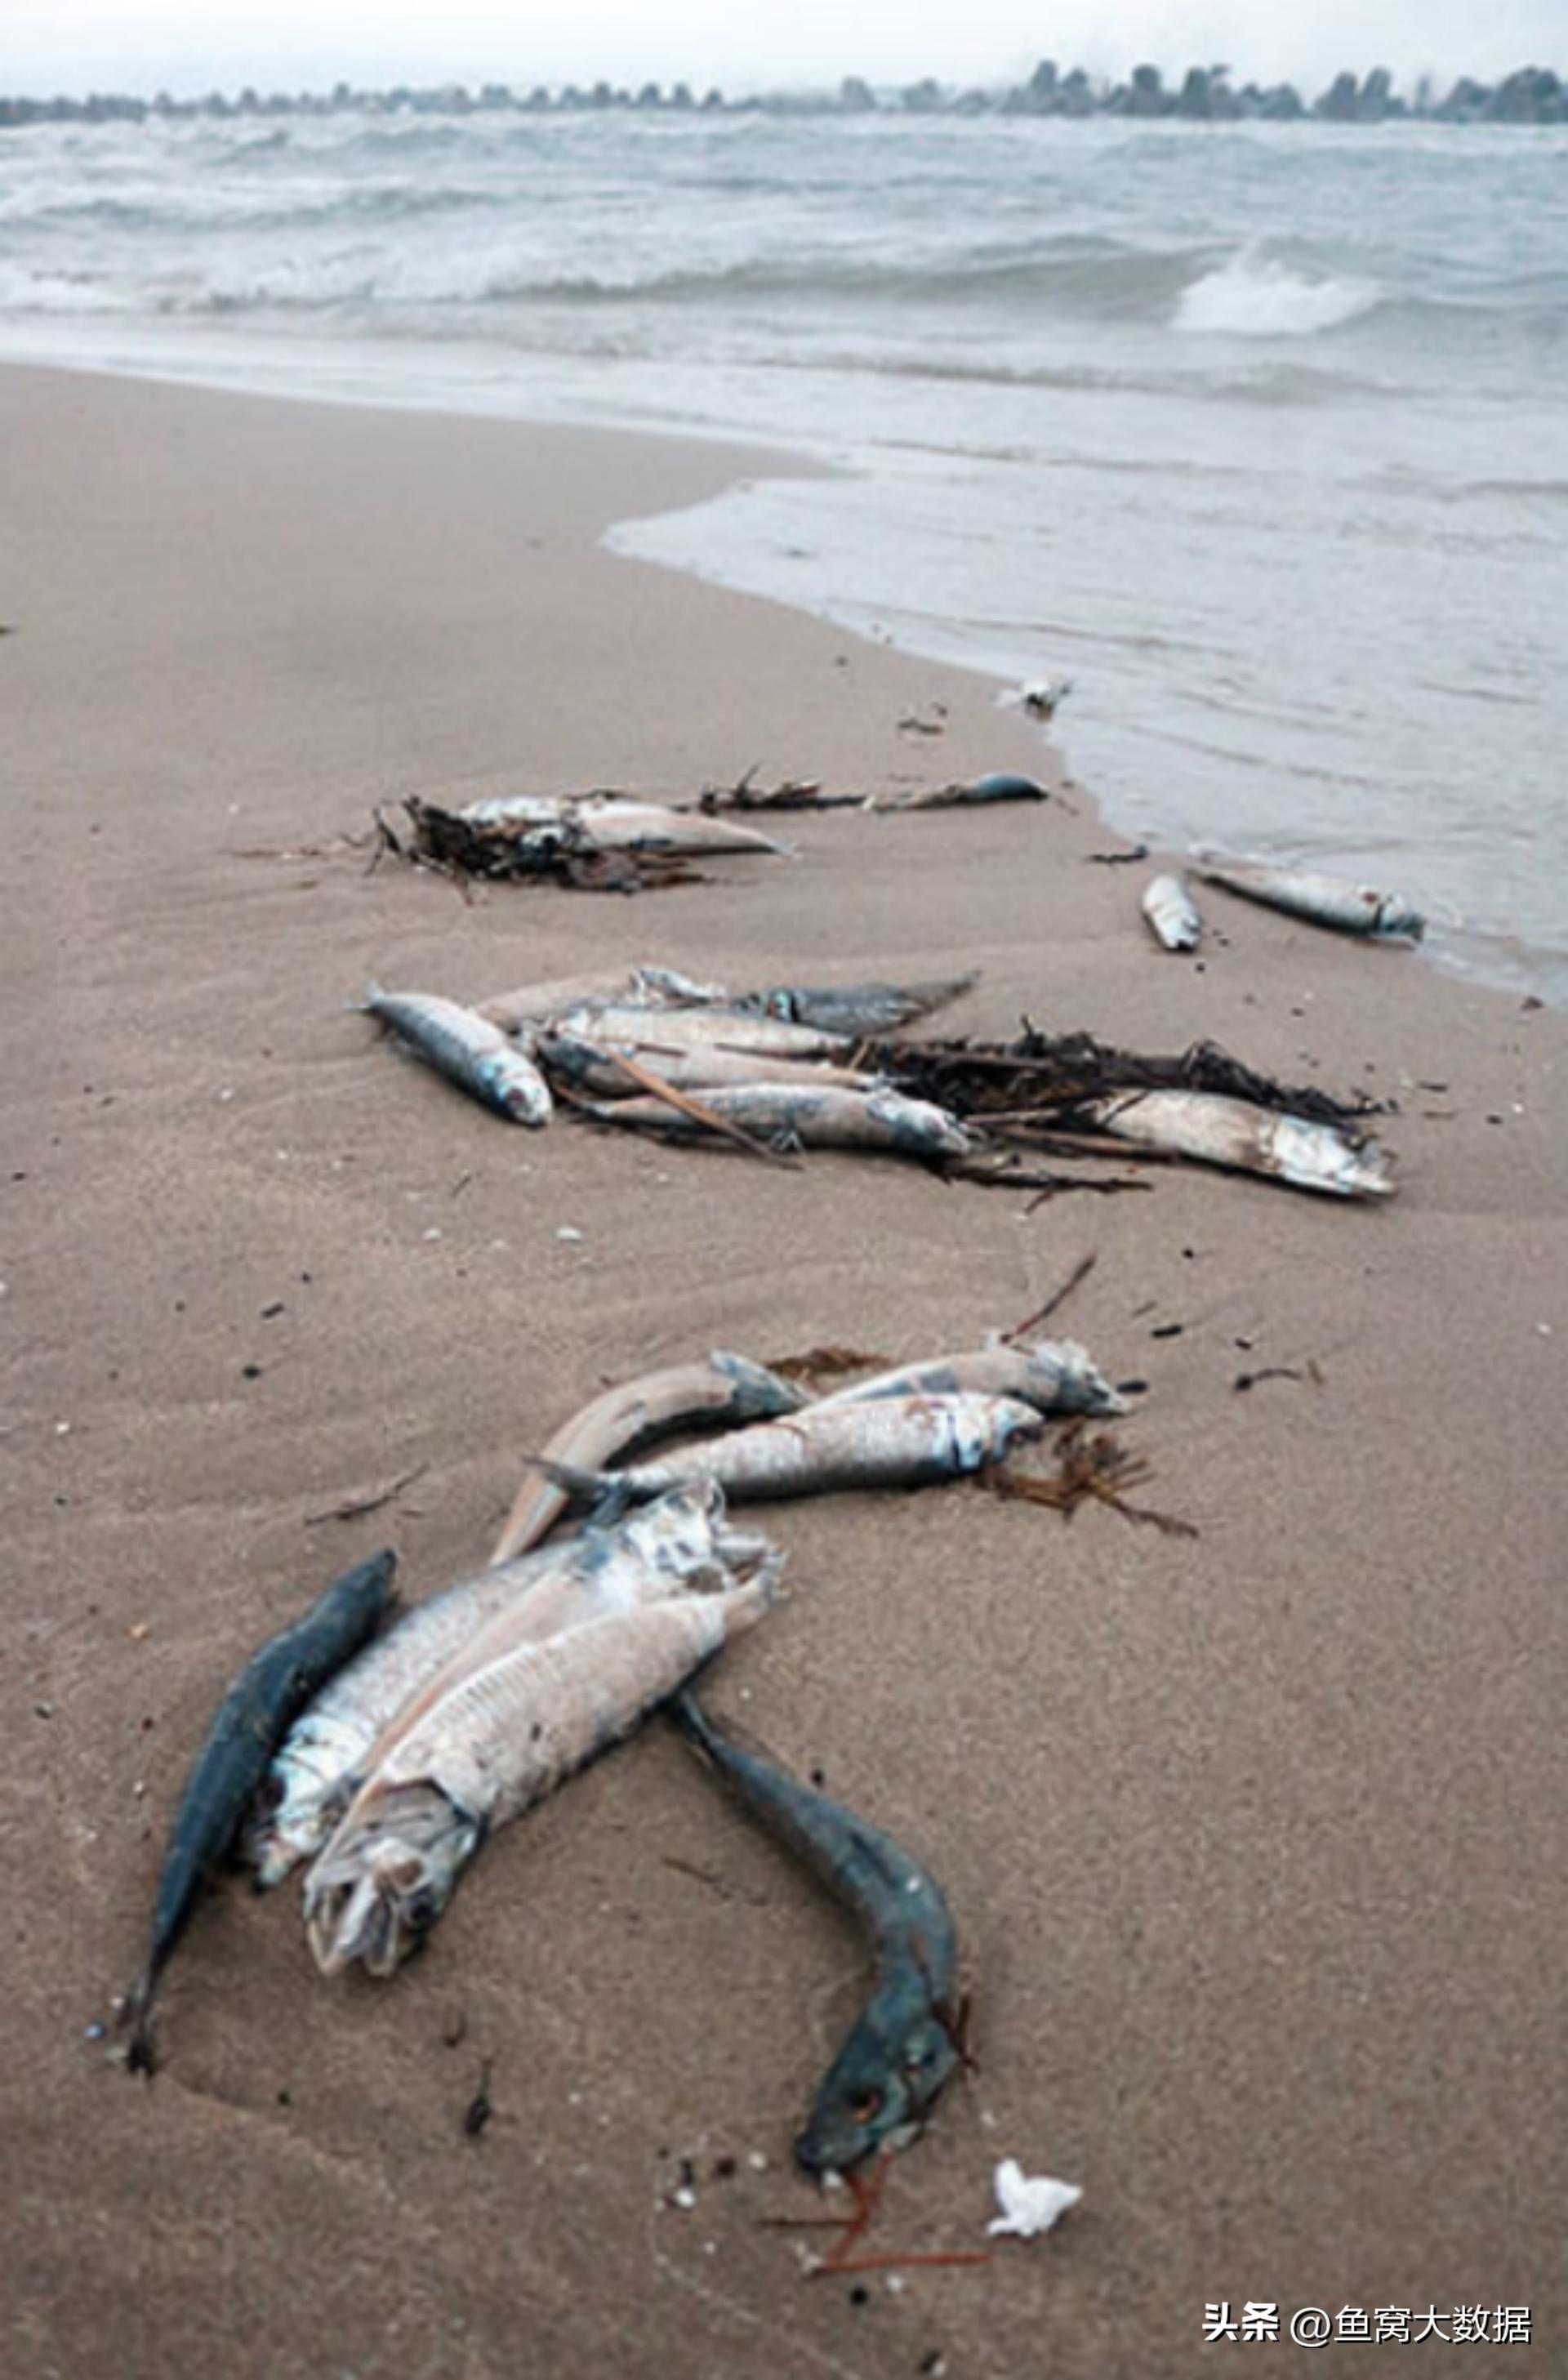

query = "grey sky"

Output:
[[7, 1, 1562, 100]]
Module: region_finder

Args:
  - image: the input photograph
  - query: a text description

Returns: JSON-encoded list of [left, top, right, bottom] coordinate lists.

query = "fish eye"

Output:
[[403, 1886, 439, 1932]]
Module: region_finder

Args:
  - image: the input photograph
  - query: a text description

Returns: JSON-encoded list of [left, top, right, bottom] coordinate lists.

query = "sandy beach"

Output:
[[2, 359, 1563, 2378]]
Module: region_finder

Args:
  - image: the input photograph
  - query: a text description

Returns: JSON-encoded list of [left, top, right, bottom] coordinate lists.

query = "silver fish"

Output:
[[555, 1003, 853, 1060], [1091, 1090, 1396, 1199], [577, 1081, 974, 1161], [303, 1563, 779, 1977], [1142, 875, 1203, 952], [814, 1339, 1125, 1419], [880, 772, 1047, 811], [475, 965, 729, 1036], [488, 1352, 807, 1567], [728, 973, 978, 1036], [359, 983, 552, 1125], [598, 1392, 1044, 1503], [537, 1028, 876, 1100], [247, 1486, 758, 1884], [1195, 860, 1425, 940], [457, 793, 786, 858]]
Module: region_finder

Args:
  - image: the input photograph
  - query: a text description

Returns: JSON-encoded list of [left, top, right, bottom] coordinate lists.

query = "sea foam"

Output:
[[1176, 250, 1378, 337]]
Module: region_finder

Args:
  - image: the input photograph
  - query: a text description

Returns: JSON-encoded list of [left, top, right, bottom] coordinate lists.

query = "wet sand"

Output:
[[2, 361, 1563, 2378]]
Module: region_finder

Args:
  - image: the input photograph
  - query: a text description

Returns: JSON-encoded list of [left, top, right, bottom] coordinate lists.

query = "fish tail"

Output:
[[523, 1454, 642, 1520], [345, 980, 386, 1014], [667, 1685, 720, 1761], [118, 1964, 160, 2077]]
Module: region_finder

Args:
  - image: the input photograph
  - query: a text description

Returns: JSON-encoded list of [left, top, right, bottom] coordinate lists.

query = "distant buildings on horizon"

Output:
[[2, 60, 1566, 131]]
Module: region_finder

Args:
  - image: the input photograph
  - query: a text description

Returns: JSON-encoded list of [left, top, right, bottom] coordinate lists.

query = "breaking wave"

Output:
[[1175, 250, 1379, 337]]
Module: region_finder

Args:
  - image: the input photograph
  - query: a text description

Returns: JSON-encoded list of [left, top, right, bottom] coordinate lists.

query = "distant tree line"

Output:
[[2, 61, 1565, 131]]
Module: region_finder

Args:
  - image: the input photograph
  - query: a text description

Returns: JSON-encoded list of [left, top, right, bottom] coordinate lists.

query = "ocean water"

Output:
[[2, 109, 1566, 998]]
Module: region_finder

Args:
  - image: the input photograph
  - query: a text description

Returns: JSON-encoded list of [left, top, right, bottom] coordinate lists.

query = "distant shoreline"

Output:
[[2, 60, 1566, 131]]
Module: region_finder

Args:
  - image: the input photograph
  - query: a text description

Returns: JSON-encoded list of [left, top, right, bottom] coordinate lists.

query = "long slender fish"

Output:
[[359, 983, 553, 1125], [304, 1565, 780, 1977], [1195, 860, 1425, 940], [555, 1003, 853, 1061], [476, 965, 729, 1036], [576, 1392, 1044, 1504], [728, 974, 978, 1035], [122, 1549, 395, 2069], [246, 1486, 759, 1885], [577, 1082, 974, 1161], [456, 794, 786, 857], [1142, 875, 1203, 952], [537, 1030, 875, 1100], [488, 1353, 808, 1567], [814, 1338, 1125, 1419], [880, 772, 1047, 811], [671, 1691, 962, 2177], [1091, 1090, 1396, 1198]]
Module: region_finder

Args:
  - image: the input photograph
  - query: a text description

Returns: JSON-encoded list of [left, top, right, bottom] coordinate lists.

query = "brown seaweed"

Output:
[[874, 1026, 1379, 1134], [384, 798, 705, 893], [990, 1423, 1197, 1539]]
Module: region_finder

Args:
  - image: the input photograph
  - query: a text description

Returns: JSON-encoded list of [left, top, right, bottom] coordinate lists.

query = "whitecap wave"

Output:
[[1176, 251, 1377, 339]]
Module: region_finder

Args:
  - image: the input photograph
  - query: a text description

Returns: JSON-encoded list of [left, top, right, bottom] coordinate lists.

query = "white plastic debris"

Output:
[[987, 2158, 1083, 2240], [555, 1227, 584, 1243]]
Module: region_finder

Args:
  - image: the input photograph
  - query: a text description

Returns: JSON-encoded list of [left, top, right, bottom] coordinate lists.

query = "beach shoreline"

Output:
[[3, 359, 1563, 2378]]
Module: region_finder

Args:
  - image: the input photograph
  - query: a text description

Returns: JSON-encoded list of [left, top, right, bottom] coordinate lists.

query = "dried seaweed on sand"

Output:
[[991, 1421, 1197, 1539], [877, 1026, 1380, 1134], [379, 798, 706, 893]]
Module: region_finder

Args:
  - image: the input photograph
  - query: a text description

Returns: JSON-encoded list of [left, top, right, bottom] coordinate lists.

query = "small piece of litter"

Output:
[[672, 2186, 697, 2211], [746, 2150, 768, 2173], [129, 1623, 150, 1641], [987, 2159, 1083, 2240], [421, 1228, 443, 1242], [56, 1421, 71, 1437], [84, 2021, 106, 2042], [555, 1227, 584, 1243]]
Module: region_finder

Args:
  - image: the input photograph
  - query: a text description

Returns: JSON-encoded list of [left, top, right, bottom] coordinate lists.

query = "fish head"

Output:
[[303, 1786, 477, 1977], [1374, 895, 1425, 939], [710, 1352, 809, 1421], [794, 1984, 960, 2178], [1022, 1339, 1127, 1417], [482, 1057, 549, 1125]]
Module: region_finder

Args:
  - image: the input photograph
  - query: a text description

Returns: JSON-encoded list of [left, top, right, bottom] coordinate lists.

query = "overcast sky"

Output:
[[7, 1, 1563, 100]]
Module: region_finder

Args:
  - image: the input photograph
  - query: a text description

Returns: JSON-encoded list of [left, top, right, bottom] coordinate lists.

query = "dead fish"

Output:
[[626, 965, 731, 1007], [476, 965, 728, 1036], [728, 973, 978, 1036], [488, 1352, 808, 1567], [555, 1002, 853, 1061], [577, 1082, 974, 1161], [537, 1028, 875, 1100], [358, 983, 553, 1125], [814, 1339, 1125, 1419], [1091, 1090, 1396, 1199], [349, 1482, 776, 1802], [672, 1691, 962, 2177], [1195, 859, 1425, 940], [1142, 875, 1203, 952], [247, 1486, 756, 1886], [457, 793, 786, 858], [304, 1562, 780, 1977], [577, 1392, 1044, 1504], [121, 1549, 395, 2069], [881, 772, 1047, 811]]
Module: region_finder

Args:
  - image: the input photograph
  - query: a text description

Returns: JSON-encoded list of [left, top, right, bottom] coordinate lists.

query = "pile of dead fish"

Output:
[[119, 1330, 1128, 2199], [378, 773, 1049, 893], [356, 960, 1400, 1201]]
